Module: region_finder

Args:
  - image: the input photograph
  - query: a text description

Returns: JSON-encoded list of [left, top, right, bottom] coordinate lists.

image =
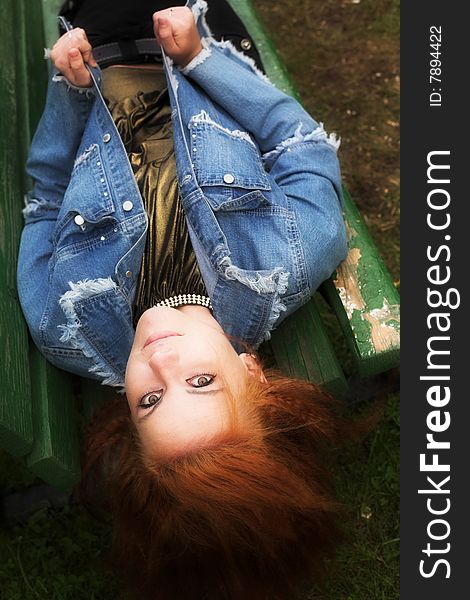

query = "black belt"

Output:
[[92, 34, 264, 73], [93, 38, 163, 68]]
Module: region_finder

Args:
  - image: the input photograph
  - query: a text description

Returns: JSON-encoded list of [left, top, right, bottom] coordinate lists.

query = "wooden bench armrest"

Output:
[[321, 189, 400, 376]]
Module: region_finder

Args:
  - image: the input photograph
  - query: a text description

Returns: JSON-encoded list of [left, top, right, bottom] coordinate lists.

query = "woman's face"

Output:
[[125, 306, 263, 459]]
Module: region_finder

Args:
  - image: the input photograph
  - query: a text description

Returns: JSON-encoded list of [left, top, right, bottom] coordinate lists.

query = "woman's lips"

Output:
[[143, 331, 180, 348]]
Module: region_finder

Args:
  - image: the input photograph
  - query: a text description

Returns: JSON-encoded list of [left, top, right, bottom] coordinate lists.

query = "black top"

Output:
[[59, 0, 264, 70]]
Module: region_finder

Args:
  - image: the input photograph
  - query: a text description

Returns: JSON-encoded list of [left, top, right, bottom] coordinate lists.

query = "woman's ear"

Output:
[[239, 353, 267, 383]]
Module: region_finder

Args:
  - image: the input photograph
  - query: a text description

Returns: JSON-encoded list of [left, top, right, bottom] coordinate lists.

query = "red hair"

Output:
[[80, 370, 356, 599]]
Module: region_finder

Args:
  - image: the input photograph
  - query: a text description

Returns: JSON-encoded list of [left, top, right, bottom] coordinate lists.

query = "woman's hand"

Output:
[[153, 6, 202, 67], [50, 28, 97, 87]]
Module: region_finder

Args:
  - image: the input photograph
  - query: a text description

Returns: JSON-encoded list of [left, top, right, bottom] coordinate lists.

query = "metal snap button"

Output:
[[123, 201, 133, 211], [74, 214, 85, 226], [102, 133, 111, 143], [223, 173, 235, 184], [240, 38, 252, 51], [125, 270, 132, 278]]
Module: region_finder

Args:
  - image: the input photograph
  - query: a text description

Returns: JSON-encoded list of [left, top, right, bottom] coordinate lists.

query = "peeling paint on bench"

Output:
[[364, 300, 400, 353], [333, 214, 400, 358], [335, 247, 365, 319]]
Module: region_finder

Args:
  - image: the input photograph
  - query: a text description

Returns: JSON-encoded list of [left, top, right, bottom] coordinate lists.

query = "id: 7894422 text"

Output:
[[429, 25, 442, 107]]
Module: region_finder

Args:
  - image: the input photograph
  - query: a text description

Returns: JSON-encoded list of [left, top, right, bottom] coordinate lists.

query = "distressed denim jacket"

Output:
[[17, 0, 347, 388]]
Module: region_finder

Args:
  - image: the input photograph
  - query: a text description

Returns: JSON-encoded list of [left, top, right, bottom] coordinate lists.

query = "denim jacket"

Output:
[[17, 0, 347, 388]]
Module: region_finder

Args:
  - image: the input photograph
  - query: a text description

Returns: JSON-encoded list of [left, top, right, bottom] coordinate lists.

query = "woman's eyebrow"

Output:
[[186, 388, 223, 396]]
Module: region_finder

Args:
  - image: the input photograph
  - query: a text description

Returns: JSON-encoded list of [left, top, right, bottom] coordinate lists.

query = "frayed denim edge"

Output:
[[180, 39, 212, 75], [191, 0, 209, 21], [58, 277, 125, 389], [74, 144, 97, 168], [263, 123, 341, 168], [52, 74, 95, 98], [189, 0, 272, 85], [22, 196, 58, 221], [165, 2, 211, 90], [190, 109, 256, 145], [220, 257, 289, 340]]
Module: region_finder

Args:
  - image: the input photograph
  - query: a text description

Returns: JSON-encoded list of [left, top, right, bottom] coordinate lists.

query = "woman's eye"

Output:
[[139, 392, 162, 409], [186, 374, 216, 388]]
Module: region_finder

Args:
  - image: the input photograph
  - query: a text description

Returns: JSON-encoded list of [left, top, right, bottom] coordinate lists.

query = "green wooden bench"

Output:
[[0, 0, 400, 491]]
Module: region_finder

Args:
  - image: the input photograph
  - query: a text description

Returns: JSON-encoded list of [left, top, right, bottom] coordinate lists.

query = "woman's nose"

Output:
[[147, 342, 179, 371]]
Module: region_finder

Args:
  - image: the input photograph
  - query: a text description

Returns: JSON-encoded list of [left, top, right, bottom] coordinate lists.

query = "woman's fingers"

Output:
[[72, 29, 97, 67], [153, 7, 202, 66], [50, 28, 96, 87], [81, 46, 98, 68], [67, 48, 92, 87], [155, 16, 180, 56]]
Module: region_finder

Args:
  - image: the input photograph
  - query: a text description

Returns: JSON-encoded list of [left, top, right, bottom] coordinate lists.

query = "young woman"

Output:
[[18, 1, 350, 597]]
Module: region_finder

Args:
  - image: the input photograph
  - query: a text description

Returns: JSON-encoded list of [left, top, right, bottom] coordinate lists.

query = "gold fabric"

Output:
[[102, 67, 207, 324]]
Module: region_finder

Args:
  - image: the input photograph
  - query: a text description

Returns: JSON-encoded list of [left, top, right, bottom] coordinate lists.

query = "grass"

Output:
[[310, 395, 400, 600], [0, 506, 118, 600], [1, 1, 399, 598], [252, 0, 400, 282]]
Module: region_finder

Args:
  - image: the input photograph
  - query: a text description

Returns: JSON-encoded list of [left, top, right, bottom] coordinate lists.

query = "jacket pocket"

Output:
[[53, 144, 116, 246], [189, 119, 271, 210], [41, 346, 95, 379]]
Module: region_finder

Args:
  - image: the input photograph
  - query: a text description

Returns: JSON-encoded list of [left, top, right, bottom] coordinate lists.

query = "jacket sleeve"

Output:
[[24, 69, 98, 220], [182, 43, 347, 291], [181, 43, 333, 154], [18, 70, 98, 344]]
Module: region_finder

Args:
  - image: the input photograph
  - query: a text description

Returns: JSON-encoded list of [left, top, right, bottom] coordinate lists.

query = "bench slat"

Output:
[[270, 299, 348, 399], [13, 0, 81, 490], [26, 347, 81, 491], [42, 0, 64, 49], [0, 0, 33, 456]]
